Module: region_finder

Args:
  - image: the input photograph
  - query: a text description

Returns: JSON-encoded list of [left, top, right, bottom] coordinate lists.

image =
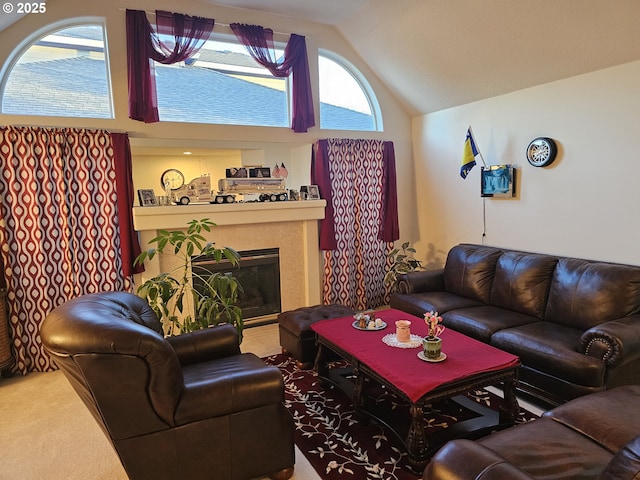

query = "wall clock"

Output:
[[160, 169, 185, 190], [526, 137, 557, 167]]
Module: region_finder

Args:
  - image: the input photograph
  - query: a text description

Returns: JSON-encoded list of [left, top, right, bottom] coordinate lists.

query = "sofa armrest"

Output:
[[580, 315, 640, 367], [167, 323, 241, 366], [423, 439, 535, 480], [598, 435, 640, 480], [396, 268, 444, 294]]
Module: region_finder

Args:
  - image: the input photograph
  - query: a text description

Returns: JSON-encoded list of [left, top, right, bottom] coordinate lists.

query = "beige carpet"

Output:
[[0, 323, 320, 480]]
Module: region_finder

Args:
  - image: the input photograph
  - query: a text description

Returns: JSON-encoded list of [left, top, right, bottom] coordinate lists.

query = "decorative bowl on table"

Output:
[[352, 311, 386, 330]]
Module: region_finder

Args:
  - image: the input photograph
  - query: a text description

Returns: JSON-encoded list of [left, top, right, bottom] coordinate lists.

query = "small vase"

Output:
[[395, 320, 411, 342], [423, 336, 442, 360]]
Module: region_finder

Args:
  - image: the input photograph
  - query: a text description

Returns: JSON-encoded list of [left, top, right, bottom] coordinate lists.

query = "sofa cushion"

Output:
[[390, 291, 484, 319], [176, 353, 284, 423], [443, 306, 538, 343], [489, 251, 558, 319], [443, 244, 502, 304], [478, 417, 614, 480], [545, 385, 640, 453], [422, 439, 536, 480], [545, 258, 640, 330], [491, 322, 606, 387]]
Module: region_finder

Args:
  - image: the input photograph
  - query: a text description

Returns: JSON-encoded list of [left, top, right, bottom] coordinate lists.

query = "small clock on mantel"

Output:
[[526, 137, 558, 167], [160, 168, 185, 190]]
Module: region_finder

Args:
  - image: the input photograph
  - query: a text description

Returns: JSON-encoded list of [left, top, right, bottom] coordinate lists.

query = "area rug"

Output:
[[263, 353, 538, 480]]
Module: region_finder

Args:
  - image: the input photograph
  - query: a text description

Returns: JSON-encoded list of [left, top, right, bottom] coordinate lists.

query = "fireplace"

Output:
[[192, 248, 281, 325], [132, 200, 326, 319]]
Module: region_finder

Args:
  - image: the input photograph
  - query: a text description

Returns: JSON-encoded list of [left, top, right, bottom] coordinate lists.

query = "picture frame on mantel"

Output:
[[138, 189, 157, 206], [301, 185, 320, 200]]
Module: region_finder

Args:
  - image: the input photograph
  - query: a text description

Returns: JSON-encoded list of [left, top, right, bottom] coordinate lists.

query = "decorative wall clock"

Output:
[[160, 169, 185, 190], [526, 137, 557, 167]]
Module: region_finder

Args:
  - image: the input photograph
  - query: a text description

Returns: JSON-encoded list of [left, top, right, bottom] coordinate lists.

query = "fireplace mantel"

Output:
[[133, 199, 326, 231], [133, 200, 327, 314]]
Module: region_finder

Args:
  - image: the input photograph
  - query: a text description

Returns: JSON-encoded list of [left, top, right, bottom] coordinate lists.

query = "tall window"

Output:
[[154, 36, 289, 127], [318, 51, 381, 131], [1, 23, 113, 118]]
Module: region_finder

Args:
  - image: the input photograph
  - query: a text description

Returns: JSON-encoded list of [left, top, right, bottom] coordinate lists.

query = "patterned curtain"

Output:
[[0, 126, 129, 373], [312, 139, 399, 310]]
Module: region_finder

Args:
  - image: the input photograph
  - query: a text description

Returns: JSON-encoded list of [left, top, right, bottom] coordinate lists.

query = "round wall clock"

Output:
[[526, 137, 557, 167], [160, 169, 185, 190]]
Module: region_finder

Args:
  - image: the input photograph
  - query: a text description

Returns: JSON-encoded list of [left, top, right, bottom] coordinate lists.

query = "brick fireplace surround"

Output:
[[132, 200, 326, 321]]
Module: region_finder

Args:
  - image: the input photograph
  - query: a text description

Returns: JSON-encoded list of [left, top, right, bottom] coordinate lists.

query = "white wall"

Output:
[[412, 60, 640, 267]]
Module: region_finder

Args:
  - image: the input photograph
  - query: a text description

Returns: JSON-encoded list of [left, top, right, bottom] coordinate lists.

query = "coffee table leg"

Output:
[[352, 366, 368, 421], [314, 343, 332, 389], [499, 375, 520, 424], [406, 403, 428, 474]]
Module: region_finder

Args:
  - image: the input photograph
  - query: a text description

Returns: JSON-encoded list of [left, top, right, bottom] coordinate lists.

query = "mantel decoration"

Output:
[[134, 218, 245, 340], [423, 311, 445, 360]]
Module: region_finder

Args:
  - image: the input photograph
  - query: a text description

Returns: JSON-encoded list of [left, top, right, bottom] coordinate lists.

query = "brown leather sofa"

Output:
[[422, 385, 640, 480], [390, 244, 640, 406], [41, 292, 295, 480]]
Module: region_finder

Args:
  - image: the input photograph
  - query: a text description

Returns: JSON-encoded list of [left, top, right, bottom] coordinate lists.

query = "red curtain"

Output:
[[126, 9, 214, 123], [0, 126, 130, 373], [311, 139, 399, 310], [231, 23, 315, 133], [111, 132, 143, 277]]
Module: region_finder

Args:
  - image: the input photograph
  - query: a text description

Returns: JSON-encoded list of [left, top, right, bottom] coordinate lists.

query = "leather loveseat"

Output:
[[422, 385, 640, 480], [390, 244, 640, 406]]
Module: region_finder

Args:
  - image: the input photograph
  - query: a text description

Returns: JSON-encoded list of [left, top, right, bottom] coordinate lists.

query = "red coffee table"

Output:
[[312, 308, 520, 473]]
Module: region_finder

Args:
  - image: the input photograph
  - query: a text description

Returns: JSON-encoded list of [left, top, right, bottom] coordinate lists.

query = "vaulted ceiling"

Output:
[[202, 0, 640, 116]]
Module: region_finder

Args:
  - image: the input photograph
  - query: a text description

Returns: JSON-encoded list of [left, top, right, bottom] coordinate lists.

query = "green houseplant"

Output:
[[384, 241, 423, 289], [134, 219, 244, 340]]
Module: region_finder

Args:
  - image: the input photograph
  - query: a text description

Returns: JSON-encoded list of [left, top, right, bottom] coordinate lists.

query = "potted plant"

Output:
[[134, 218, 245, 340], [423, 310, 445, 360], [384, 241, 423, 289]]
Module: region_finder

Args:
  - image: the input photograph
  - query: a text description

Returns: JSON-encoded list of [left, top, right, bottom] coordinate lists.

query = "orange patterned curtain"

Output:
[[312, 139, 397, 311], [0, 126, 129, 373]]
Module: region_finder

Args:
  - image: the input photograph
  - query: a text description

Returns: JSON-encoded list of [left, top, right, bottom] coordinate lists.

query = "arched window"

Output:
[[1, 22, 113, 118], [318, 51, 382, 131]]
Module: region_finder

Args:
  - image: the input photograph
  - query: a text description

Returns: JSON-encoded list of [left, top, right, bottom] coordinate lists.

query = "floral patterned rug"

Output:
[[263, 353, 538, 480]]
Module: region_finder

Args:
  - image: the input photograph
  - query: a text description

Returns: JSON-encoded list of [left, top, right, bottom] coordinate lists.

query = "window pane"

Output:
[[319, 54, 376, 131], [155, 39, 289, 127], [2, 25, 113, 118]]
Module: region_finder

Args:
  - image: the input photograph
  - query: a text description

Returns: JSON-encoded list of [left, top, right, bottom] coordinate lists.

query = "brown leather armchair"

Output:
[[41, 292, 295, 480]]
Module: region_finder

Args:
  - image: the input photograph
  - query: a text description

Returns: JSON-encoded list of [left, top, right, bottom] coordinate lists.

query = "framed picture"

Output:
[[226, 167, 248, 178], [301, 185, 321, 200], [249, 167, 271, 178], [138, 189, 157, 206], [480, 165, 516, 198]]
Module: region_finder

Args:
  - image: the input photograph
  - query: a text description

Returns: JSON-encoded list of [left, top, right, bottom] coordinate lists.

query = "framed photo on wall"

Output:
[[480, 165, 516, 198], [138, 189, 157, 206]]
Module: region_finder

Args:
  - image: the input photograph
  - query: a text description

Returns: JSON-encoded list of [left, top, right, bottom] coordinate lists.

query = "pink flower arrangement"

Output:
[[424, 311, 445, 339]]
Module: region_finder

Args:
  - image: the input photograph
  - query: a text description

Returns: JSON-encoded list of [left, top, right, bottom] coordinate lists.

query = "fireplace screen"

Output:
[[192, 248, 281, 321]]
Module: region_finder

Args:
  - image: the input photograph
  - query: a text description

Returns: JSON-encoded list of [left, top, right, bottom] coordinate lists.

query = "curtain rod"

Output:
[[117, 8, 294, 37]]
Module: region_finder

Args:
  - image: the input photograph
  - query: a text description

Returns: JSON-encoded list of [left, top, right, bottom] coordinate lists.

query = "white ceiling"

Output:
[[202, 0, 640, 116]]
